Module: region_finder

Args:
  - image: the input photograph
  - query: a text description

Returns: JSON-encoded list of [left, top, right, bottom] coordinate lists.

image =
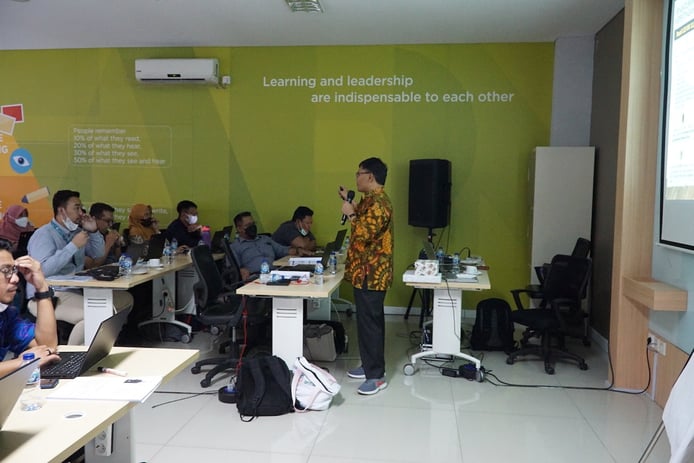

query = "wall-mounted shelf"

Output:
[[623, 276, 687, 311]]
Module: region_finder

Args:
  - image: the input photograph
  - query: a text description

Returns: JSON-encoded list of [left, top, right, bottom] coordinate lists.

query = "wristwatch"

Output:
[[34, 287, 55, 301]]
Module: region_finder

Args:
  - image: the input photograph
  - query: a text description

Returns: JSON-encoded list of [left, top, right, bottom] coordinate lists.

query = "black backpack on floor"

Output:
[[470, 298, 516, 354], [236, 355, 294, 421]]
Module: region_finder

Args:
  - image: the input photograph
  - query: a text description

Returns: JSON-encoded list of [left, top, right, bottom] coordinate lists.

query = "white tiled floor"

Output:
[[131, 315, 670, 463]]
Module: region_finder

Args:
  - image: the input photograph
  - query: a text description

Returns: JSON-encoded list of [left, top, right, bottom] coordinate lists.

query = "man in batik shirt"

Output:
[[339, 157, 393, 395]]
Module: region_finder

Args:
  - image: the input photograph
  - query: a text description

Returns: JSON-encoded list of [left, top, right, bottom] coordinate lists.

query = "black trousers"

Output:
[[353, 284, 387, 380]]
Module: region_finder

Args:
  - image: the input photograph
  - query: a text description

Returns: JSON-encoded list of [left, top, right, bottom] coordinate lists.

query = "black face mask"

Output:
[[245, 223, 258, 239], [141, 218, 153, 227]]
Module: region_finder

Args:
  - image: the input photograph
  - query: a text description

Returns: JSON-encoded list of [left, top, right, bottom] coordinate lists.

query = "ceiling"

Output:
[[0, 0, 624, 51]]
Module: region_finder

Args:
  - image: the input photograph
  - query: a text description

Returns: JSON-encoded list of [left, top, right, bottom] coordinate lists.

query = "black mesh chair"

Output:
[[506, 254, 592, 374], [512, 237, 592, 311], [189, 245, 246, 387]]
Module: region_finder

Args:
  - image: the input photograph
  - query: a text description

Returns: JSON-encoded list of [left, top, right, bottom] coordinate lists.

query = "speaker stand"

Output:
[[404, 228, 435, 326]]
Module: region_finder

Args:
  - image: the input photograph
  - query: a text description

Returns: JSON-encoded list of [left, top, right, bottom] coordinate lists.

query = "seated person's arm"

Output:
[[17, 255, 58, 350], [240, 267, 251, 281], [289, 235, 316, 252], [28, 229, 81, 276]]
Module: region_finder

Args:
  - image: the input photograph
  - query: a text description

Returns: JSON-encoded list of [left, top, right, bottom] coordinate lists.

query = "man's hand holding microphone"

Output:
[[339, 186, 356, 225]]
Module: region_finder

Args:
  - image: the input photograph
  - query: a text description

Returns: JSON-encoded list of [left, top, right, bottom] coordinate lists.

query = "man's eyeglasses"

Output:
[[355, 170, 371, 177], [0, 265, 18, 280]]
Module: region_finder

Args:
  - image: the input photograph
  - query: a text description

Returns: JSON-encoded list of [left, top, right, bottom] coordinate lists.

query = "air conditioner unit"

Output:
[[135, 58, 219, 84]]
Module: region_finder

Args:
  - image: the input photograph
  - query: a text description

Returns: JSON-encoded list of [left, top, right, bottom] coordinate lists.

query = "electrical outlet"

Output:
[[648, 333, 667, 356], [94, 424, 113, 456]]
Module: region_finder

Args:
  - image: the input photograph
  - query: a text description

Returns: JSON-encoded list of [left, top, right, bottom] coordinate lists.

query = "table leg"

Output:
[[83, 288, 115, 346], [404, 288, 482, 376], [272, 296, 304, 367]]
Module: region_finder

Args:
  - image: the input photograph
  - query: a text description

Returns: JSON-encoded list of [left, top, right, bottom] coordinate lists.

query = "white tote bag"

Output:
[[291, 356, 341, 411]]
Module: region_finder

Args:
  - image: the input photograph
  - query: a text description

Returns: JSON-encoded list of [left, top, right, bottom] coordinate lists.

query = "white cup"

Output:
[[148, 258, 161, 267], [464, 265, 477, 274]]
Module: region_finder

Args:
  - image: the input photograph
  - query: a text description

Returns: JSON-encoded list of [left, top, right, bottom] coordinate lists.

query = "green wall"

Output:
[[0, 43, 553, 308]]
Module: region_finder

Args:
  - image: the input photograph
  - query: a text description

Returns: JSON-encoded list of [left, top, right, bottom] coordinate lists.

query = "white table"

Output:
[[403, 271, 491, 379], [236, 269, 345, 367], [46, 254, 209, 344], [0, 346, 199, 463]]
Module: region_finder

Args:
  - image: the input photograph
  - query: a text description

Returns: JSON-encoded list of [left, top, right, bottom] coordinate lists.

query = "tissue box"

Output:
[[414, 259, 439, 276]]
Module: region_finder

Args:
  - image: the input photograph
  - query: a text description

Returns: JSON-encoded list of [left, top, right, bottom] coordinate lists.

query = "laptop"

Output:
[[275, 241, 338, 273], [0, 358, 39, 430], [210, 226, 233, 253], [128, 233, 167, 262], [315, 229, 347, 255], [41, 308, 131, 379]]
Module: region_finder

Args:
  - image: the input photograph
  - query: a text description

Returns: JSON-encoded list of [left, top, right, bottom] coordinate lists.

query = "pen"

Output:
[[97, 367, 128, 377]]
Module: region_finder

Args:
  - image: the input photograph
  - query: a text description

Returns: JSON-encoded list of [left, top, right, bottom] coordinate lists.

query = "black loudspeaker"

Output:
[[408, 159, 451, 229]]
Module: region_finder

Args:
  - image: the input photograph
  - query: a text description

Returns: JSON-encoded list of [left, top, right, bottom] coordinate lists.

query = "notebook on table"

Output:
[[0, 358, 40, 430], [41, 308, 131, 379]]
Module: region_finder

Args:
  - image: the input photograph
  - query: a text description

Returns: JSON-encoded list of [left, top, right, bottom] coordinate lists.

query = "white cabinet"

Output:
[[529, 146, 595, 284]]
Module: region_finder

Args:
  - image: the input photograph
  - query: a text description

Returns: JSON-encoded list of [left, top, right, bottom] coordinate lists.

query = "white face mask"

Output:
[[63, 213, 80, 232], [14, 217, 29, 228], [187, 214, 198, 225], [299, 227, 308, 237]]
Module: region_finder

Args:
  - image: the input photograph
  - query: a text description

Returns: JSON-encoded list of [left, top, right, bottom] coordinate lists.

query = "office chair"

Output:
[[506, 254, 592, 374], [189, 245, 246, 387], [512, 237, 592, 311]]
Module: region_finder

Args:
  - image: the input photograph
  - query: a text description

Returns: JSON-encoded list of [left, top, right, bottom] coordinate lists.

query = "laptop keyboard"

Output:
[[41, 352, 87, 378]]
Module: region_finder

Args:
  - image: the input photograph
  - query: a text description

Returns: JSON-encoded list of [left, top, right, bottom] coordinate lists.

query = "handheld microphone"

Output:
[[340, 190, 356, 225]]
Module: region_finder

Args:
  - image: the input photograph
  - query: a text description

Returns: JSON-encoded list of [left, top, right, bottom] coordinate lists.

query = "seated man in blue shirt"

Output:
[[27, 190, 133, 345], [0, 239, 60, 377], [272, 206, 317, 252], [166, 200, 203, 248], [231, 211, 310, 281]]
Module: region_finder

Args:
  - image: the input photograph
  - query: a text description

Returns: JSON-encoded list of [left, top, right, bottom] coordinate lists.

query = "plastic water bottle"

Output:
[[452, 252, 460, 274], [436, 247, 445, 264], [314, 262, 324, 285], [260, 259, 270, 283], [341, 236, 349, 253], [170, 238, 178, 256], [201, 226, 211, 247], [20, 353, 43, 411], [163, 240, 172, 265], [328, 251, 337, 274], [119, 254, 133, 276]]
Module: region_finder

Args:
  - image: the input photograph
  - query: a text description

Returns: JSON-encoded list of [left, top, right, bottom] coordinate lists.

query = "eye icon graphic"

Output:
[[10, 148, 33, 174]]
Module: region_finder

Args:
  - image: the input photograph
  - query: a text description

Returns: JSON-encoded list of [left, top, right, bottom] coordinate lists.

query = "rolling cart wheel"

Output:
[[476, 367, 485, 382], [506, 357, 514, 365], [403, 363, 415, 376], [210, 326, 220, 336], [180, 333, 191, 344]]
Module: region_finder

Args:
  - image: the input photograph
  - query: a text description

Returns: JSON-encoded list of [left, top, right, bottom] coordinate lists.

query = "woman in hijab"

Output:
[[127, 203, 159, 245], [0, 205, 35, 250]]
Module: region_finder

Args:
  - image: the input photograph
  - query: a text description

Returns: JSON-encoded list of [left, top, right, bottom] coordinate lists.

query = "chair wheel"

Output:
[[403, 363, 415, 376], [180, 333, 191, 344], [544, 364, 555, 375], [506, 357, 514, 365], [210, 326, 220, 336], [191, 366, 201, 374], [579, 362, 588, 371], [200, 378, 211, 388]]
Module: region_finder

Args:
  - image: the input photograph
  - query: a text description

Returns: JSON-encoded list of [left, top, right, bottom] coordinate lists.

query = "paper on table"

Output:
[[47, 275, 92, 282], [47, 376, 162, 403]]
